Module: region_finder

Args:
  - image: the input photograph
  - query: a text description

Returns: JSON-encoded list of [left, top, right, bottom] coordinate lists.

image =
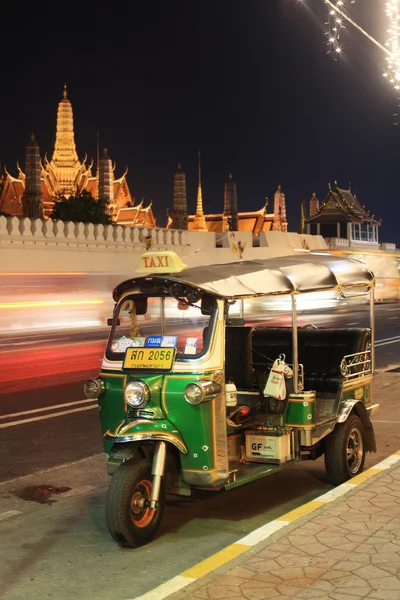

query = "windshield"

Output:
[[107, 294, 216, 361]]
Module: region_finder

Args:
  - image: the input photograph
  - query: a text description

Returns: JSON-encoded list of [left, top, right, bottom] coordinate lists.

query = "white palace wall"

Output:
[[0, 216, 328, 274]]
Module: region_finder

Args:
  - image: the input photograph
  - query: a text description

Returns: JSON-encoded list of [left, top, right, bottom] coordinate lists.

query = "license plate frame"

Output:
[[123, 347, 176, 372]]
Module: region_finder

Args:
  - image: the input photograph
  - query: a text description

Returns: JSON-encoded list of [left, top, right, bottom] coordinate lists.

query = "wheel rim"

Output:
[[346, 426, 364, 474], [131, 479, 155, 528]]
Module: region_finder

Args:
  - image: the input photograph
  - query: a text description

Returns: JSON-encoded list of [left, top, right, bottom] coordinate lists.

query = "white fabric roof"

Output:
[[174, 253, 374, 298]]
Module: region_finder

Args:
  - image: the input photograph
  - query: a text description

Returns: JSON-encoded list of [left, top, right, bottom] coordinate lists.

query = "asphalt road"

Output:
[[0, 304, 399, 599]]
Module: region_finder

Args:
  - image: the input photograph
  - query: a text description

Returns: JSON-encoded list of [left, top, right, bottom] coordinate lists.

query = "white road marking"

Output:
[[0, 510, 22, 522], [388, 317, 399, 320], [0, 405, 98, 429], [375, 338, 400, 347], [348, 322, 360, 325], [0, 453, 103, 487], [376, 335, 400, 343], [373, 420, 400, 424], [0, 398, 96, 420]]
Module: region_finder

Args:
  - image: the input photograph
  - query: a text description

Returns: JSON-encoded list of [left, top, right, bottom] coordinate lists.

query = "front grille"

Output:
[[127, 408, 156, 419]]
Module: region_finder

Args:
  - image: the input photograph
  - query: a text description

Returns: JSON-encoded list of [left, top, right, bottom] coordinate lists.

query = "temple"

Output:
[[0, 86, 155, 227], [305, 183, 381, 246], [168, 160, 288, 234]]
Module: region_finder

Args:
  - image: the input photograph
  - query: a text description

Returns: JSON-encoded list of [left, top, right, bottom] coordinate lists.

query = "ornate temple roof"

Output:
[[305, 184, 381, 226], [187, 202, 274, 235]]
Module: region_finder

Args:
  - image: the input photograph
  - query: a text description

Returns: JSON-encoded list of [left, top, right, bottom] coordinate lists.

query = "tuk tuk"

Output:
[[85, 251, 378, 547]]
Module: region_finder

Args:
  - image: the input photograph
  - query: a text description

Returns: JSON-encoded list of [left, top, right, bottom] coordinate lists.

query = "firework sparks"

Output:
[[384, 1, 400, 89]]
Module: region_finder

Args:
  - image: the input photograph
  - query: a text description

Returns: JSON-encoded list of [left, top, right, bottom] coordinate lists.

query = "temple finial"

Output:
[[63, 83, 67, 99], [197, 149, 201, 189], [177, 162, 181, 170], [192, 149, 207, 231], [30, 132, 35, 142]]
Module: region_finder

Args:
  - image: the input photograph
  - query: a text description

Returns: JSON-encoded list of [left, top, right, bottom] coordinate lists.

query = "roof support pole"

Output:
[[369, 286, 375, 373], [291, 295, 299, 393]]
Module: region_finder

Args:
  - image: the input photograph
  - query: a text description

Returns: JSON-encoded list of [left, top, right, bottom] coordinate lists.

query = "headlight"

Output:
[[184, 381, 221, 405], [125, 380, 150, 408], [84, 378, 105, 399]]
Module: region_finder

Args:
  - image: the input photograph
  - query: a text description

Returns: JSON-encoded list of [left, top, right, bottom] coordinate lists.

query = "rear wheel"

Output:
[[106, 459, 165, 547], [324, 414, 365, 485]]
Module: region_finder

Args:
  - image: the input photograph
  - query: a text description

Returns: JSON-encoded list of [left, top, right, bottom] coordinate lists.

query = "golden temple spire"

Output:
[[50, 85, 80, 194], [196, 150, 204, 215], [46, 85, 82, 196], [193, 149, 207, 231]]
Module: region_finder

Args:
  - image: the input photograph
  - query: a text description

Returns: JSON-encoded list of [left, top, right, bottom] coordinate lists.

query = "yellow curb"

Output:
[[395, 450, 400, 456], [276, 500, 326, 523], [350, 468, 382, 485], [181, 544, 250, 579]]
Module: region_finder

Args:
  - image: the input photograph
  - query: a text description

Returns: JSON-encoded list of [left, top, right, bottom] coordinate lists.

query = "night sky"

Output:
[[1, 0, 398, 244]]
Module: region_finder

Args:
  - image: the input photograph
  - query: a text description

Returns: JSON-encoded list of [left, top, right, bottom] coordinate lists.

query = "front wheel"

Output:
[[324, 415, 366, 485], [106, 459, 165, 547]]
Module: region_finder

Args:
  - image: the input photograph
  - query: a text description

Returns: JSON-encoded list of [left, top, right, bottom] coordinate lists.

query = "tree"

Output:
[[51, 191, 111, 224]]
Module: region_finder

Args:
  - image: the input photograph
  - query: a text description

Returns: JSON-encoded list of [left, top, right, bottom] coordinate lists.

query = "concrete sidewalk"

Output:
[[161, 456, 400, 600], [137, 370, 400, 600]]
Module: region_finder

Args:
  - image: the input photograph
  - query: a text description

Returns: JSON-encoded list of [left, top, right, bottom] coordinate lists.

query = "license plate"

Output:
[[123, 347, 176, 372]]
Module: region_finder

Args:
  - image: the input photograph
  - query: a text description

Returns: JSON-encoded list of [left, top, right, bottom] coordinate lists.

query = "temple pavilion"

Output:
[[305, 183, 381, 246]]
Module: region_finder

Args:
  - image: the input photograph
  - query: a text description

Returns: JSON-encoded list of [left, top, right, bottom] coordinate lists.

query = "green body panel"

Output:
[[98, 370, 217, 473], [162, 374, 216, 472], [342, 383, 371, 404], [98, 371, 164, 455], [285, 393, 316, 427], [98, 372, 126, 456]]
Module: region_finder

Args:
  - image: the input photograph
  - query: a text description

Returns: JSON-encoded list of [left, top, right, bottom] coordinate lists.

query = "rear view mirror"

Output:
[[201, 295, 214, 315], [107, 318, 120, 326], [134, 298, 148, 315]]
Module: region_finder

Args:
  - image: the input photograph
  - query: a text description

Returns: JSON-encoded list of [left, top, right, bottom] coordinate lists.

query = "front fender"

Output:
[[338, 400, 377, 453], [104, 419, 188, 454]]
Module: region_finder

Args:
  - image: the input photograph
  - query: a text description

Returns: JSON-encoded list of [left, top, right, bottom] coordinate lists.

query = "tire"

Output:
[[324, 414, 366, 486], [106, 459, 165, 547]]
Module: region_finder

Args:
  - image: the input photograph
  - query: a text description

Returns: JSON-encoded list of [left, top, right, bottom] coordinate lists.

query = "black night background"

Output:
[[0, 0, 398, 243]]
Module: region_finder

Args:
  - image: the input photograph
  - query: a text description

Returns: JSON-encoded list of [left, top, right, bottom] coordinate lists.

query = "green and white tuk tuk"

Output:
[[85, 251, 378, 547]]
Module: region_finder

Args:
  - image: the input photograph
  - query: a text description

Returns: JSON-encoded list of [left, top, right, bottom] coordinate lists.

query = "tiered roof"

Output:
[[305, 184, 381, 225]]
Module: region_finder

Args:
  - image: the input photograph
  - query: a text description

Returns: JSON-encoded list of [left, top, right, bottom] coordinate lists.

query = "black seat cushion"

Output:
[[252, 326, 371, 393], [252, 327, 293, 369], [225, 327, 255, 390], [301, 328, 371, 392]]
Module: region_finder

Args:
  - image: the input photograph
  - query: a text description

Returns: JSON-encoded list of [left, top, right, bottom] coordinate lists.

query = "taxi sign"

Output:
[[123, 347, 176, 372], [136, 251, 188, 274]]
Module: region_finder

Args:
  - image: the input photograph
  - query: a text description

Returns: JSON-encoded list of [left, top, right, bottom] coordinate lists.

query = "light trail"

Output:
[[0, 299, 103, 309]]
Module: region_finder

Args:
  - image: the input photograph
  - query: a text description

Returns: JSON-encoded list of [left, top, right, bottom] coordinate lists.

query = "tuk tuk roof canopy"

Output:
[[171, 253, 374, 298], [116, 253, 374, 301]]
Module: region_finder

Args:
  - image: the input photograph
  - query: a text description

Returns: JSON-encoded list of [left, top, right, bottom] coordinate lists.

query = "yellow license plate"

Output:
[[123, 347, 176, 372]]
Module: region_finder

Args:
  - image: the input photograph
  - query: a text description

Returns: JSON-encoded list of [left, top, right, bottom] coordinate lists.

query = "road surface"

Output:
[[0, 304, 399, 600]]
